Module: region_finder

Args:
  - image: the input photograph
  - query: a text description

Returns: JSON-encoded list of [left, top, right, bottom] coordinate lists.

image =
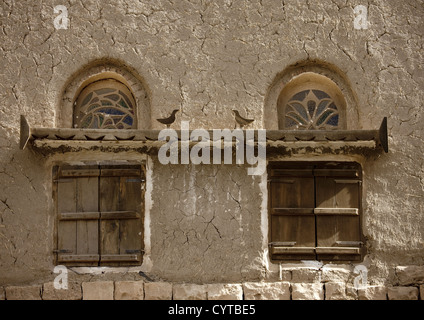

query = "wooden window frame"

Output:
[[53, 163, 145, 267], [268, 161, 365, 263]]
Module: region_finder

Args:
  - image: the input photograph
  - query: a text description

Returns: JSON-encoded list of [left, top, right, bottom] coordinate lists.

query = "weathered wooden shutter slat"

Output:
[[270, 177, 315, 209], [313, 169, 359, 177], [100, 176, 121, 264], [315, 173, 361, 261], [100, 165, 141, 177], [59, 166, 100, 178], [271, 208, 315, 215], [117, 172, 143, 265], [58, 212, 100, 220], [56, 169, 100, 266], [57, 254, 100, 262], [57, 177, 77, 264], [271, 246, 315, 255], [315, 247, 360, 255], [100, 254, 141, 262], [75, 176, 99, 260], [99, 166, 143, 266], [314, 208, 359, 215], [269, 169, 313, 177], [269, 174, 315, 260]]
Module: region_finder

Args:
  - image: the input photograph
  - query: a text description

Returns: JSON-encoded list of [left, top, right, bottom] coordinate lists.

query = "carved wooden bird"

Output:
[[232, 110, 254, 128], [156, 109, 180, 128]]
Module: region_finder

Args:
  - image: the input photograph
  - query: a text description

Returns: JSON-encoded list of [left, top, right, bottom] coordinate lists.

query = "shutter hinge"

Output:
[[125, 249, 144, 254], [335, 241, 363, 246], [53, 249, 73, 253], [54, 179, 74, 183], [268, 241, 296, 247]]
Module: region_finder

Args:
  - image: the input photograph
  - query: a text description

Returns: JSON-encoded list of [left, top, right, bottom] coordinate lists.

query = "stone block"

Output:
[[346, 284, 359, 300], [325, 282, 356, 300], [207, 283, 243, 300], [321, 265, 352, 283], [291, 268, 321, 283], [243, 282, 290, 300], [42, 281, 82, 300], [291, 283, 324, 300], [82, 281, 114, 300], [173, 283, 207, 300], [358, 285, 387, 300], [144, 282, 173, 300], [420, 285, 423, 300], [325, 282, 345, 300], [395, 266, 424, 285], [5, 285, 42, 300], [115, 281, 144, 300], [387, 286, 419, 300], [0, 287, 4, 300]]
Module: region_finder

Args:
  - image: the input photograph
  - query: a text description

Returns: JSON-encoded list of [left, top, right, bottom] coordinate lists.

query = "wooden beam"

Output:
[[379, 117, 389, 153], [20, 115, 389, 154], [19, 115, 31, 150]]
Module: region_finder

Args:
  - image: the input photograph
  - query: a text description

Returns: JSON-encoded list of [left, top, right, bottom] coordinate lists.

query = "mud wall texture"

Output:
[[0, 0, 423, 290]]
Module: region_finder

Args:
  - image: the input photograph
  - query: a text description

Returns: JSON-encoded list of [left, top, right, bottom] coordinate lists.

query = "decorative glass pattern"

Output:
[[74, 80, 136, 129], [284, 89, 339, 130]]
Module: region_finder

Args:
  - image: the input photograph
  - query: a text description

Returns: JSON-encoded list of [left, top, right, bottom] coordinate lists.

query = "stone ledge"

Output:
[[3, 278, 424, 300]]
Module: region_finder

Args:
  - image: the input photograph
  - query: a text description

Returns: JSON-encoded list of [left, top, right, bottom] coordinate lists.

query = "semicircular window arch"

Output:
[[73, 78, 137, 129], [278, 72, 347, 130]]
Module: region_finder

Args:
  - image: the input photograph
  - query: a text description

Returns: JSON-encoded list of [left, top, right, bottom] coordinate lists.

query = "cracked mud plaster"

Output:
[[149, 159, 265, 282], [0, 0, 423, 285]]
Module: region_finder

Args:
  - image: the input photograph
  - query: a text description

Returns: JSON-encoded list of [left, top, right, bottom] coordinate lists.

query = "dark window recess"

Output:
[[268, 162, 364, 262], [53, 164, 144, 267]]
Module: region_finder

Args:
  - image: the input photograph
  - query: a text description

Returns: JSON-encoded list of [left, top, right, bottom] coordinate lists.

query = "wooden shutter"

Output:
[[55, 166, 100, 266], [314, 164, 362, 261], [269, 167, 316, 260], [99, 165, 144, 266]]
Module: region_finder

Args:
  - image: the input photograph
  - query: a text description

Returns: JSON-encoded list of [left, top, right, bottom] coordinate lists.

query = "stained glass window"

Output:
[[284, 89, 340, 130], [74, 79, 137, 129]]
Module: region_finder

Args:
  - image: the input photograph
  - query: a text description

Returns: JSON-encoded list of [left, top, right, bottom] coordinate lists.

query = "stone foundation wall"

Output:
[[1, 265, 422, 300]]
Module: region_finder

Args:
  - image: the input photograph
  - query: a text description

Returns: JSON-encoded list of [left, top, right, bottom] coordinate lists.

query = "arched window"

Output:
[[73, 78, 137, 129], [277, 72, 347, 130]]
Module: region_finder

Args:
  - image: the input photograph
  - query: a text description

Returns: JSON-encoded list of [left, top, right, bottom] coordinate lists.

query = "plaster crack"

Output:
[[0, 198, 13, 214], [329, 28, 354, 61]]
